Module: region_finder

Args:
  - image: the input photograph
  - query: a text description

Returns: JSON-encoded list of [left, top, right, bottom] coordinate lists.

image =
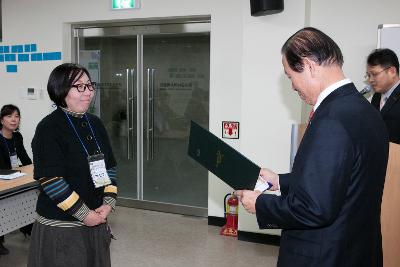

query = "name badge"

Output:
[[88, 153, 111, 188], [10, 152, 19, 168]]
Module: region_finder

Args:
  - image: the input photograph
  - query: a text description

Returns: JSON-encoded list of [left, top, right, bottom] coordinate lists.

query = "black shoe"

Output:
[[20, 224, 33, 237], [0, 242, 9, 255]]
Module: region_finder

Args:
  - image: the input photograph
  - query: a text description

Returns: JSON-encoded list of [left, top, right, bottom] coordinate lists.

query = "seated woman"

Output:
[[0, 104, 32, 255]]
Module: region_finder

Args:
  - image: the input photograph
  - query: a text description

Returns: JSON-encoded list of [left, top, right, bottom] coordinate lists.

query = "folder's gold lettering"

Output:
[[216, 150, 224, 168]]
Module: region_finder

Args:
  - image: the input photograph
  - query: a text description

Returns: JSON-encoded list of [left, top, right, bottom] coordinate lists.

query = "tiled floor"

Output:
[[0, 207, 279, 267]]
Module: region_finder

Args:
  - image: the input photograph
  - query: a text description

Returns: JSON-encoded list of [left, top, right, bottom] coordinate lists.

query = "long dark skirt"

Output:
[[28, 221, 112, 267]]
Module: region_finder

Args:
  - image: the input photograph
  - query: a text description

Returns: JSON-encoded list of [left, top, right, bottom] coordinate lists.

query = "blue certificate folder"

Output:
[[188, 121, 261, 190]]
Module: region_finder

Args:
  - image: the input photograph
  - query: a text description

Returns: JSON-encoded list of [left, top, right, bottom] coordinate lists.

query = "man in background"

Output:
[[236, 27, 389, 267], [367, 48, 400, 144]]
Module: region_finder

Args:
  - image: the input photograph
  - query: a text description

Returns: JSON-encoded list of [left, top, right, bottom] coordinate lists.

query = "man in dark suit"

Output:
[[236, 27, 389, 267], [367, 48, 400, 144]]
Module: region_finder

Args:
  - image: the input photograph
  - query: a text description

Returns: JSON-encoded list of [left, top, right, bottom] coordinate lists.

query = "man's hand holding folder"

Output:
[[187, 121, 282, 216], [235, 168, 280, 214], [188, 121, 280, 194], [254, 168, 280, 192]]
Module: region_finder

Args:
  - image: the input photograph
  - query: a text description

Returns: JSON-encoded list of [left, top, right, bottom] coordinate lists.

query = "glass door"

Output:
[[80, 36, 138, 200], [74, 20, 210, 215], [142, 35, 209, 207]]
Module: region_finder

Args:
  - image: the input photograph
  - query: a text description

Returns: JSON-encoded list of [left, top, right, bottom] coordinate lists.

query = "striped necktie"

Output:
[[380, 96, 388, 110], [308, 109, 315, 126]]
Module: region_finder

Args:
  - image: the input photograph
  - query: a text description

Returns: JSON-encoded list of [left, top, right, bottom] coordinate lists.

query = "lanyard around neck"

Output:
[[63, 112, 102, 157], [0, 131, 16, 155]]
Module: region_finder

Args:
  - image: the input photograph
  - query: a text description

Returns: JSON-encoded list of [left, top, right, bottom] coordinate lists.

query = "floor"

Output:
[[0, 207, 279, 267], [115, 137, 209, 207]]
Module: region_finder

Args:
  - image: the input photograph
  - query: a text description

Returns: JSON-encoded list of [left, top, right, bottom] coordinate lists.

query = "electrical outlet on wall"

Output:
[[19, 87, 43, 100]]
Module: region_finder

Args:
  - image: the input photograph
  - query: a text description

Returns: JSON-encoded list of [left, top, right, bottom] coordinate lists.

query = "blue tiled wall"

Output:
[[0, 43, 62, 73]]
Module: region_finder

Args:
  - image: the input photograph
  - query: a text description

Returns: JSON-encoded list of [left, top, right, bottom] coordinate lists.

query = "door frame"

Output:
[[71, 17, 210, 217]]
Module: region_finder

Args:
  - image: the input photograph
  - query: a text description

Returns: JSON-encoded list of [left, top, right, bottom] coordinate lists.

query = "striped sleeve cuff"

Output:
[[39, 176, 92, 221], [104, 184, 117, 195], [71, 203, 91, 221], [104, 167, 117, 210], [103, 196, 116, 211], [56, 191, 79, 211]]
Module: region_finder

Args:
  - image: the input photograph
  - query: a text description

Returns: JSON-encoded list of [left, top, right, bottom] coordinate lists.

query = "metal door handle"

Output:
[[126, 68, 131, 160], [146, 68, 155, 160], [150, 68, 155, 160], [130, 68, 135, 160], [126, 68, 135, 160]]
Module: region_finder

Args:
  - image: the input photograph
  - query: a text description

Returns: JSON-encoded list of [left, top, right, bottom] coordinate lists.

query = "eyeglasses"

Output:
[[364, 67, 390, 80], [71, 82, 96, 92]]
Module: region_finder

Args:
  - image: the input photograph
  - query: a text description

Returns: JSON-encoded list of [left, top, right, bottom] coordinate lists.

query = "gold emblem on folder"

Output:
[[216, 150, 224, 168]]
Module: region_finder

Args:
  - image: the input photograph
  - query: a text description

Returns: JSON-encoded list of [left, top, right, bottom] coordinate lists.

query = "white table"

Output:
[[0, 165, 38, 235]]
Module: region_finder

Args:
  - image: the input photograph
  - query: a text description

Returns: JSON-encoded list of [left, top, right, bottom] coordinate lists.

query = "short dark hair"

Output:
[[367, 48, 399, 75], [47, 63, 92, 107], [281, 27, 344, 72], [0, 104, 21, 130]]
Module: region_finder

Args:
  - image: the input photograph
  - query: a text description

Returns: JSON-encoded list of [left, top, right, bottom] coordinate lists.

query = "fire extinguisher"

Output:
[[220, 192, 238, 237]]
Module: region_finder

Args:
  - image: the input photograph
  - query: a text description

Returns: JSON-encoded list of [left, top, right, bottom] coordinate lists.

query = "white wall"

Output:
[[207, 1, 307, 237], [207, 0, 245, 219], [311, 0, 400, 89], [1, 0, 400, 235], [237, 0, 306, 234], [0, 0, 213, 153]]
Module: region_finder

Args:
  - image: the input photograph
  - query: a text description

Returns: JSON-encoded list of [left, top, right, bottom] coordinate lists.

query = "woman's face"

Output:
[[1, 110, 20, 132], [65, 73, 94, 113]]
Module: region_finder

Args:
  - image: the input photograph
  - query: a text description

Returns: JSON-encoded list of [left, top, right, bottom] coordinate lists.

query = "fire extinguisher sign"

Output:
[[222, 121, 239, 139]]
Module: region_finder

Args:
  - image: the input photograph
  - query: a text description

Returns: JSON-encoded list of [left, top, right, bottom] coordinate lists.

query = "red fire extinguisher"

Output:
[[220, 193, 238, 237]]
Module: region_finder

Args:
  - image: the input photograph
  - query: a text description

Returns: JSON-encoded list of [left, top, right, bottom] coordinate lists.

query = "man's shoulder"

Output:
[[390, 82, 400, 99], [324, 84, 364, 110], [323, 82, 357, 104], [319, 85, 383, 127]]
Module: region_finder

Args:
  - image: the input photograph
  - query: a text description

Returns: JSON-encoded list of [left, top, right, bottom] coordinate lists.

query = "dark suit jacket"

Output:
[[256, 83, 389, 267], [0, 131, 32, 169], [371, 82, 400, 144]]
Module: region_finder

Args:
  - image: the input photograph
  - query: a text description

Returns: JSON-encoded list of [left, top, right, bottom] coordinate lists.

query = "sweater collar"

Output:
[[60, 106, 85, 118]]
